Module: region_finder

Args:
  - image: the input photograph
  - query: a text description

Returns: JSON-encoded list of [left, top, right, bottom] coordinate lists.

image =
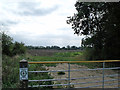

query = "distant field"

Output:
[[27, 49, 82, 56], [26, 49, 85, 63]]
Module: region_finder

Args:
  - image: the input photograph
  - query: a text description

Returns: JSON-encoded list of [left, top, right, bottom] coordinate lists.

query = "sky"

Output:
[[0, 0, 85, 47]]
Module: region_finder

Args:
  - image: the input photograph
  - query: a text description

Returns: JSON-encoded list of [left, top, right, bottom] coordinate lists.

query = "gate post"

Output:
[[19, 59, 28, 88]]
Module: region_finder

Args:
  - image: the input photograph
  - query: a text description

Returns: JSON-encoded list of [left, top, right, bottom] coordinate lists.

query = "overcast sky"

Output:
[[0, 0, 85, 47]]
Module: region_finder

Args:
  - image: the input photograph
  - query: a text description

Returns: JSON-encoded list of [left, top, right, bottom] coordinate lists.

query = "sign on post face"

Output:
[[19, 68, 28, 80]]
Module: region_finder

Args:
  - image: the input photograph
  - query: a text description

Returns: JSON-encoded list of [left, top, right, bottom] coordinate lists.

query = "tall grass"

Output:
[[2, 55, 20, 88], [2, 54, 53, 88]]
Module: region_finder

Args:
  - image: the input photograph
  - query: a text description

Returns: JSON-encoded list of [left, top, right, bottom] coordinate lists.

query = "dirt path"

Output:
[[45, 63, 118, 88]]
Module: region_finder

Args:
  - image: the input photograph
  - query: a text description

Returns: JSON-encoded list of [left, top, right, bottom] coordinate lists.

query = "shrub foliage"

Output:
[[2, 33, 26, 56]]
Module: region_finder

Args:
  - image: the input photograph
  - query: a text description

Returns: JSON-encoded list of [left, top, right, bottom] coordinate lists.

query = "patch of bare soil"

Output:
[[45, 64, 119, 88]]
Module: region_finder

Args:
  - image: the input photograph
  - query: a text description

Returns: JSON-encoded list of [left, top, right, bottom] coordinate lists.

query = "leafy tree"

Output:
[[71, 46, 77, 50], [49, 46, 60, 50], [2, 33, 14, 56], [13, 42, 26, 55], [46, 46, 51, 49], [67, 45, 71, 50], [67, 2, 120, 60], [2, 33, 26, 56], [61, 47, 66, 50]]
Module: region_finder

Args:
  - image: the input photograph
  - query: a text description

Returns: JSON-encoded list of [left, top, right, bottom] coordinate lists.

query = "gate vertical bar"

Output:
[[118, 67, 120, 88], [68, 63, 70, 88], [19, 59, 28, 88], [102, 62, 105, 88]]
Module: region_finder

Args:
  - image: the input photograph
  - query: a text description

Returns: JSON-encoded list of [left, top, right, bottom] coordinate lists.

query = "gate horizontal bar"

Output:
[[28, 67, 120, 73], [29, 70, 68, 73], [69, 79, 118, 85], [28, 74, 118, 82], [77, 83, 119, 88], [28, 60, 120, 64], [28, 79, 118, 87], [28, 83, 69, 87]]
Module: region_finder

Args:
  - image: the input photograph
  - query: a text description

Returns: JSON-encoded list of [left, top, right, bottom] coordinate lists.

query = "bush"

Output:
[[2, 33, 26, 57]]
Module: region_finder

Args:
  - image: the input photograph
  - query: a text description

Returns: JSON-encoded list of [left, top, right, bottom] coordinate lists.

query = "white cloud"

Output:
[[0, 0, 84, 47]]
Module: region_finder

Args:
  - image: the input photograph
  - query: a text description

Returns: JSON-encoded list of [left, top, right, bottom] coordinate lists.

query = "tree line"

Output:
[[26, 45, 84, 50], [67, 2, 120, 60]]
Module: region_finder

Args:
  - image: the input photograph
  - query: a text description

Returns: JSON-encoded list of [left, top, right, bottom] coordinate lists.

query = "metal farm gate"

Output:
[[19, 60, 120, 88]]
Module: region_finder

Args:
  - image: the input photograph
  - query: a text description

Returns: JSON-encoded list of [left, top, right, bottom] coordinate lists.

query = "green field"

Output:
[[28, 51, 84, 61]]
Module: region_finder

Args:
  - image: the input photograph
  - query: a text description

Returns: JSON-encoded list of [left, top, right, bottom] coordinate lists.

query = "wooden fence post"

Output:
[[19, 59, 28, 88]]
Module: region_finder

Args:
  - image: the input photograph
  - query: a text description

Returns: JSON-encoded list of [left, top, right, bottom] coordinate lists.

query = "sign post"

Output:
[[19, 59, 28, 88]]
